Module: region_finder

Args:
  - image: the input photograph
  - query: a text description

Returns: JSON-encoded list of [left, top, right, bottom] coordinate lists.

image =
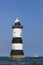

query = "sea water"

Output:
[[0, 57, 43, 65]]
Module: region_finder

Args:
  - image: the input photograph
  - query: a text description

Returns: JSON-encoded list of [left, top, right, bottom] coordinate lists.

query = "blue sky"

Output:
[[0, 0, 43, 56]]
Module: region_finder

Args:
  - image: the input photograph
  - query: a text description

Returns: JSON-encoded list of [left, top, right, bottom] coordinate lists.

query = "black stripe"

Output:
[[12, 38, 22, 43], [12, 22, 23, 29], [10, 50, 24, 55]]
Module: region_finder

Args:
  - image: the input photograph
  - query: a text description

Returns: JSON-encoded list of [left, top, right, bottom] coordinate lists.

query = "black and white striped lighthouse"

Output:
[[10, 18, 24, 58]]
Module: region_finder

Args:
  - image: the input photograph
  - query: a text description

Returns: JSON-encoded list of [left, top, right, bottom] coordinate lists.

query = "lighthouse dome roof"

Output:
[[15, 18, 20, 23], [12, 18, 23, 29]]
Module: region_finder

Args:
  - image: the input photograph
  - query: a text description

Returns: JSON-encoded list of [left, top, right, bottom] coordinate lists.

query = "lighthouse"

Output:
[[10, 18, 24, 58]]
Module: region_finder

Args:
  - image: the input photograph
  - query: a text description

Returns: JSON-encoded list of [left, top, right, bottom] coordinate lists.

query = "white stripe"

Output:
[[12, 43, 23, 50], [13, 29, 22, 37]]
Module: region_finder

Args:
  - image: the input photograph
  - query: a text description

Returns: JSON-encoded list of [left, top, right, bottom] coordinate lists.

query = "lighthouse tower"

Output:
[[10, 18, 24, 58]]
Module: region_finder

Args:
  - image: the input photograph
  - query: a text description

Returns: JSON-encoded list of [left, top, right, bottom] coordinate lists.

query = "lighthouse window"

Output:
[[14, 32, 15, 33]]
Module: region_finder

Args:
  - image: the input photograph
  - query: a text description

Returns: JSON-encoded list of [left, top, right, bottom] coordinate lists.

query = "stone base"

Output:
[[9, 55, 25, 59]]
